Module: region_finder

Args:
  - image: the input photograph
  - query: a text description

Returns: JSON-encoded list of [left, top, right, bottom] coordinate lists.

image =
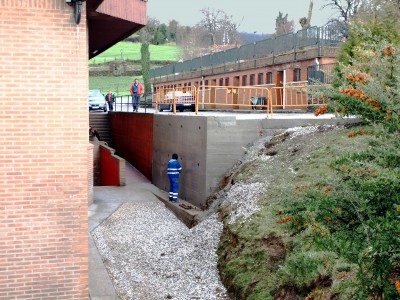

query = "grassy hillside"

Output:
[[210, 124, 400, 299], [89, 41, 181, 64], [89, 41, 180, 95], [89, 76, 138, 96]]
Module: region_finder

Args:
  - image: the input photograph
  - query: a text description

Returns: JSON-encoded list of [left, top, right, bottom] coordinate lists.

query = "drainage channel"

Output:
[[152, 193, 203, 228]]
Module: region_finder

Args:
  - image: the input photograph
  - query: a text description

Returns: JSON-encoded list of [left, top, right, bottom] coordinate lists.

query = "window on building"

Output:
[[294, 68, 301, 82], [242, 75, 247, 86], [250, 74, 256, 86], [258, 73, 264, 85], [266, 72, 273, 84], [234, 76, 240, 86], [219, 78, 224, 86]]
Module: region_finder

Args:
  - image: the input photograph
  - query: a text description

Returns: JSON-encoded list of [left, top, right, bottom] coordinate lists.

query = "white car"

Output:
[[159, 91, 195, 112], [89, 90, 107, 112]]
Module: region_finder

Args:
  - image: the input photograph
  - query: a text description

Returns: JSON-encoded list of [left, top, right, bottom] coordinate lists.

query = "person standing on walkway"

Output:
[[167, 153, 182, 202], [105, 90, 115, 111], [129, 79, 144, 112]]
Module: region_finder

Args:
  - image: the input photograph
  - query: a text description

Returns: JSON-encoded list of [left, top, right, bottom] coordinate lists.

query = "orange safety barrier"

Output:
[[196, 85, 272, 116], [269, 84, 328, 112], [155, 84, 330, 116]]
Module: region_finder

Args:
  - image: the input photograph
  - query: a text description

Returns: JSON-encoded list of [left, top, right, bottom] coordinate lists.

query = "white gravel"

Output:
[[91, 201, 232, 300], [286, 124, 338, 139], [223, 182, 265, 224]]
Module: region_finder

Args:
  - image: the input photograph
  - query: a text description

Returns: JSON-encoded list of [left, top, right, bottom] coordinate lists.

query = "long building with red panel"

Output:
[[150, 25, 344, 110]]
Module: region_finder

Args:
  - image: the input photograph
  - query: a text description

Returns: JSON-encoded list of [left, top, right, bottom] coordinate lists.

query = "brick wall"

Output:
[[88, 143, 94, 205], [0, 1, 89, 299]]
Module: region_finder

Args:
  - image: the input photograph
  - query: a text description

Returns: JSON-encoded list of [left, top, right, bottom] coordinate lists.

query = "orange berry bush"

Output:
[[316, 28, 400, 132]]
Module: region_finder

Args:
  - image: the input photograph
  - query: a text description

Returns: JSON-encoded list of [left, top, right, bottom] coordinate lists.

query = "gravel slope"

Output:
[[91, 200, 232, 300]]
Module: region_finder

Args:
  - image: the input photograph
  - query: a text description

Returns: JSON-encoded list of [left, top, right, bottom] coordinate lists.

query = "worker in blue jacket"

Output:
[[167, 153, 182, 202]]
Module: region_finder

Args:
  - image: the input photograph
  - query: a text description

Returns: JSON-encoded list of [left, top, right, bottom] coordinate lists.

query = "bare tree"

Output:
[[177, 25, 210, 60], [199, 8, 222, 46], [198, 8, 240, 46], [299, 0, 314, 29], [357, 0, 400, 19], [138, 17, 162, 44], [323, 0, 362, 24], [323, 0, 400, 39], [218, 12, 241, 45], [275, 12, 294, 36], [175, 25, 194, 46]]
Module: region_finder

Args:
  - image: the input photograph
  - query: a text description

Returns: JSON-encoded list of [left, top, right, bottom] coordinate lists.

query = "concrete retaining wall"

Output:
[[152, 114, 361, 209], [205, 117, 263, 198], [109, 112, 360, 209], [152, 115, 208, 208]]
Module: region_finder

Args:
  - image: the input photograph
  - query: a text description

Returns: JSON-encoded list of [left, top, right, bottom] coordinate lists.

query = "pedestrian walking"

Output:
[[167, 153, 182, 202], [105, 90, 115, 111], [129, 79, 144, 112]]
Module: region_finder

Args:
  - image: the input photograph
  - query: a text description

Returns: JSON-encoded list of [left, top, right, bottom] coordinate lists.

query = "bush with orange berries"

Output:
[[320, 26, 400, 132]]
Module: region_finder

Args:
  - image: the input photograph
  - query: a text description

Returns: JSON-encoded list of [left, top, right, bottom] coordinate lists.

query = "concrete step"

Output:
[[89, 113, 114, 147]]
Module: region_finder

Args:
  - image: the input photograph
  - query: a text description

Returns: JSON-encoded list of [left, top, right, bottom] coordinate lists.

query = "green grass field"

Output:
[[89, 41, 181, 64], [89, 76, 139, 96], [89, 41, 180, 95]]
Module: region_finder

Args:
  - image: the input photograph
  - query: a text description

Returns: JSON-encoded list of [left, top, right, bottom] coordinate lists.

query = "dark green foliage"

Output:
[[140, 42, 151, 93], [154, 23, 168, 45], [283, 132, 400, 299], [217, 123, 400, 299]]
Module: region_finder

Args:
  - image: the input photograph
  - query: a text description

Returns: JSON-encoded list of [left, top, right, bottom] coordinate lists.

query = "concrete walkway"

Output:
[[88, 163, 201, 299], [88, 162, 163, 299]]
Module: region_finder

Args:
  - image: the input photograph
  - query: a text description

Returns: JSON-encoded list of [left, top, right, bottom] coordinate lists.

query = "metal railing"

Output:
[[97, 84, 330, 115], [97, 92, 155, 113], [308, 63, 336, 84], [150, 24, 346, 79]]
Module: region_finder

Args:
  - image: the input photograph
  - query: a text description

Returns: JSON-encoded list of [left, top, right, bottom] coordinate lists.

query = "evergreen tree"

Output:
[[140, 42, 151, 95]]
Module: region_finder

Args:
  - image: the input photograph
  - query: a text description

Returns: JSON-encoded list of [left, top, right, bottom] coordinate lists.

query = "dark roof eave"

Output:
[[86, 0, 146, 59]]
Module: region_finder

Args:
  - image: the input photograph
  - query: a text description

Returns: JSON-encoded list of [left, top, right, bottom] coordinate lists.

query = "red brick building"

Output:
[[151, 26, 343, 110], [0, 1, 146, 299]]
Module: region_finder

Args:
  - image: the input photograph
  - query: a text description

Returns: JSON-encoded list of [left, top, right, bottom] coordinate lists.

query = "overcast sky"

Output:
[[147, 0, 338, 34]]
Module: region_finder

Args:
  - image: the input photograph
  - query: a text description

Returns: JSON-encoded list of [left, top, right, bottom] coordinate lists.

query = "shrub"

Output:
[[317, 19, 400, 132], [281, 132, 400, 299]]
